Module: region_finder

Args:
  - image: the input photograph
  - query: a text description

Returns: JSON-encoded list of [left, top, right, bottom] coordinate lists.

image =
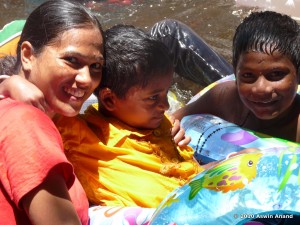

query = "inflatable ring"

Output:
[[149, 148, 300, 225], [181, 75, 300, 164], [0, 20, 25, 57], [150, 76, 300, 225], [182, 113, 300, 164]]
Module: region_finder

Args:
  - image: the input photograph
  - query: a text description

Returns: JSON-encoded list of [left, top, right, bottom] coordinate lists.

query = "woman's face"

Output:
[[23, 26, 104, 117], [235, 50, 298, 120]]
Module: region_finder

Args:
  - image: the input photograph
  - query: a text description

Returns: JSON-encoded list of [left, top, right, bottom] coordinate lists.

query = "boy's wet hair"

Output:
[[232, 11, 300, 76], [95, 24, 174, 98]]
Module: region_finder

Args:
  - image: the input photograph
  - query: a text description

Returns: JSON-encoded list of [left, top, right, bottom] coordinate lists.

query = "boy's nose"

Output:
[[159, 96, 170, 111], [252, 77, 273, 94]]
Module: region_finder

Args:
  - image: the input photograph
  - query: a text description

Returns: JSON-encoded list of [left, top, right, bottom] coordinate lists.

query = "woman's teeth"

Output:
[[64, 87, 85, 98]]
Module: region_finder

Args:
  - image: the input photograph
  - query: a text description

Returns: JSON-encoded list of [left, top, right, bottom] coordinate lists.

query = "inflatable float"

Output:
[[182, 113, 300, 164], [182, 75, 300, 164], [2, 20, 300, 225], [148, 75, 300, 225], [149, 148, 300, 225], [0, 20, 25, 57]]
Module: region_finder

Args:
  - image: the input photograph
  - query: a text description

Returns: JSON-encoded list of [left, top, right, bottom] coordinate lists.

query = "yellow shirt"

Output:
[[54, 105, 203, 208]]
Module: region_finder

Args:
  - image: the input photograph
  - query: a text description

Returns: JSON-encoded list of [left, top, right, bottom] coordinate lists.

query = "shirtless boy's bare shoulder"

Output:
[[173, 80, 247, 124]]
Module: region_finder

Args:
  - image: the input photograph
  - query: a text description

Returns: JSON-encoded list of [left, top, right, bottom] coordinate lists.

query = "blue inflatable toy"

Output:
[[149, 148, 300, 225], [181, 114, 300, 164]]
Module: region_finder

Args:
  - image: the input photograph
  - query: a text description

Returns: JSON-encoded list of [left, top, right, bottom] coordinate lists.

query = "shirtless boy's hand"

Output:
[[169, 115, 191, 147]]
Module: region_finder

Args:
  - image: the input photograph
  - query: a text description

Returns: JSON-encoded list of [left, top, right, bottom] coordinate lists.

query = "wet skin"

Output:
[[235, 50, 298, 121]]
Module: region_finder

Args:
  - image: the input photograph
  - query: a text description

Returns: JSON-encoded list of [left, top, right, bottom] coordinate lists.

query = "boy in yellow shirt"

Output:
[[52, 24, 203, 207]]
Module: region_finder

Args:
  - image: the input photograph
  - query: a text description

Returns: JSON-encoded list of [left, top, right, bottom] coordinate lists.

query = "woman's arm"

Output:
[[0, 75, 10, 98], [0, 75, 49, 112], [0, 74, 10, 82], [22, 167, 82, 225]]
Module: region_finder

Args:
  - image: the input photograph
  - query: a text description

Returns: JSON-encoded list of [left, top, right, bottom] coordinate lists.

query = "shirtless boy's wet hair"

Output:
[[232, 11, 300, 76]]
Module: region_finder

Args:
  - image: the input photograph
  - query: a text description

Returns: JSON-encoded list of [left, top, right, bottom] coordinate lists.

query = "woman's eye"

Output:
[[91, 63, 103, 71], [65, 57, 78, 64]]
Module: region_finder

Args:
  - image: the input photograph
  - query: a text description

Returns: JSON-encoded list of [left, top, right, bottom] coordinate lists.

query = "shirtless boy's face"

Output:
[[235, 50, 298, 120]]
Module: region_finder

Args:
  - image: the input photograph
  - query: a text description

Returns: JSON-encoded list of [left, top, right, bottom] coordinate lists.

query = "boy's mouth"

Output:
[[250, 99, 279, 109], [152, 114, 165, 122], [251, 99, 276, 104]]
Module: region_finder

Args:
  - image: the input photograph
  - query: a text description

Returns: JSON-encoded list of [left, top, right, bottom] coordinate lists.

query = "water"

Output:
[[0, 0, 246, 62], [0, 0, 298, 102], [236, 0, 300, 19]]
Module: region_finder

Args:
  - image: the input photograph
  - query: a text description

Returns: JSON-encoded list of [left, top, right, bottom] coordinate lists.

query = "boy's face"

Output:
[[111, 72, 173, 129], [235, 50, 298, 120]]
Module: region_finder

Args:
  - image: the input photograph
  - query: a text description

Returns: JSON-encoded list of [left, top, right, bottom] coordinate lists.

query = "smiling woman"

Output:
[[0, 0, 104, 225], [23, 26, 104, 117]]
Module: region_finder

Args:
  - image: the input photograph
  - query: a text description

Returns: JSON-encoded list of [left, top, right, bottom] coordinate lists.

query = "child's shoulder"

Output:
[[209, 80, 243, 117]]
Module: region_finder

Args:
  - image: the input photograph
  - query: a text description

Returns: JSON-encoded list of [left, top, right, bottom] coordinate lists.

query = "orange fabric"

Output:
[[54, 104, 203, 208]]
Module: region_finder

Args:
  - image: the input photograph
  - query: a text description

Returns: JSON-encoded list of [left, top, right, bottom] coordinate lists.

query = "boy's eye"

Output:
[[239, 73, 256, 82], [241, 73, 254, 79], [149, 95, 158, 100], [266, 71, 287, 81]]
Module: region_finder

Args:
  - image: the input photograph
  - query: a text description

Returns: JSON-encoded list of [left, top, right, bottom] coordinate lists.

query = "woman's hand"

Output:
[[169, 116, 191, 147], [0, 75, 50, 112]]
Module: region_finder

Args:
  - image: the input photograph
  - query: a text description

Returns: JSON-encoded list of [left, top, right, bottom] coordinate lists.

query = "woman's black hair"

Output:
[[13, 0, 104, 73]]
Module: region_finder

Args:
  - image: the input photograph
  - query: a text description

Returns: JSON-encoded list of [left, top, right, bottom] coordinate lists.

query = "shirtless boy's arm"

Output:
[[173, 80, 238, 121]]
